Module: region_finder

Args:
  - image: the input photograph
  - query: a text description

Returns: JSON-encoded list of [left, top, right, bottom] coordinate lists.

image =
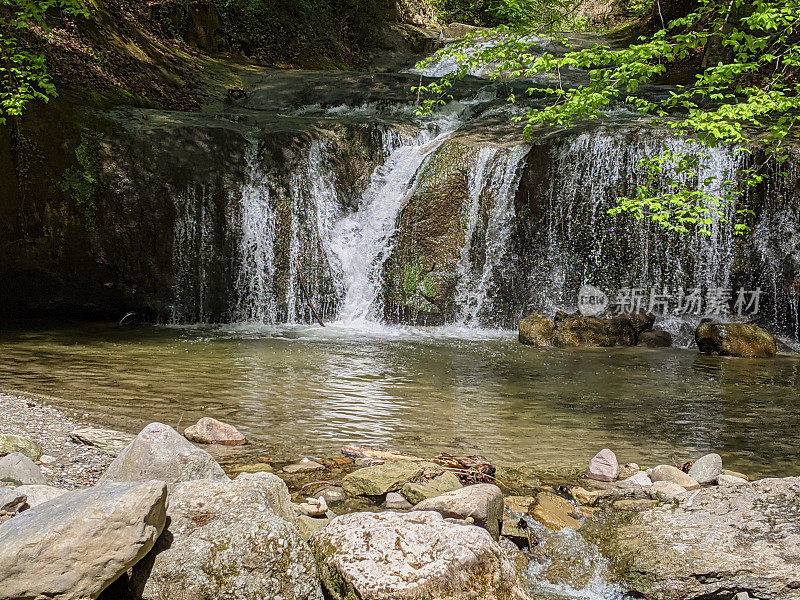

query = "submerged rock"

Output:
[[311, 511, 531, 600], [283, 457, 325, 473], [99, 422, 228, 485], [183, 416, 246, 445], [687, 453, 723, 484], [0, 481, 167, 600], [531, 492, 581, 530], [342, 460, 423, 497], [695, 322, 777, 358], [585, 448, 619, 482], [413, 483, 504, 539], [602, 477, 800, 599], [0, 434, 42, 461], [0, 453, 47, 486], [130, 473, 320, 600]]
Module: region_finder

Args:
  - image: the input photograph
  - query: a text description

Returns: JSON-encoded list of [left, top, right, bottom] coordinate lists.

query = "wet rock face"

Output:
[[696, 322, 778, 358], [518, 313, 660, 348], [311, 510, 532, 600], [382, 142, 477, 324], [602, 477, 800, 600]]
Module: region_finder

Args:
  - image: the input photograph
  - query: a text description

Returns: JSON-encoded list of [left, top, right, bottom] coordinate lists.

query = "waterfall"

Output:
[[329, 126, 460, 325], [232, 144, 278, 323], [170, 185, 215, 324], [521, 128, 745, 339], [453, 145, 529, 325]]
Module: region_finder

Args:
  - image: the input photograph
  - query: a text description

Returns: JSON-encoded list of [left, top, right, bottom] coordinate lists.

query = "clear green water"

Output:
[[1, 322, 799, 477]]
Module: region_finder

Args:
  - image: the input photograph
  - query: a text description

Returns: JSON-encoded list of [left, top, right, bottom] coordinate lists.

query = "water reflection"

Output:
[[0, 322, 798, 477]]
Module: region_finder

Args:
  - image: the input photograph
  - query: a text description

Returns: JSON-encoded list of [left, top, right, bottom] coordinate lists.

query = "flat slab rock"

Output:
[[69, 426, 136, 456], [602, 477, 800, 600], [0, 481, 167, 600], [311, 510, 531, 600]]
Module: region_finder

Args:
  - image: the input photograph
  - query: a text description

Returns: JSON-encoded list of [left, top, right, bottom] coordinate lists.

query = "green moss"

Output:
[[59, 131, 103, 230]]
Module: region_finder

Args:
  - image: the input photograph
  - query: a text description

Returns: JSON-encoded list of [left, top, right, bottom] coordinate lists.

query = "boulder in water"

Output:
[[99, 422, 228, 485], [695, 322, 777, 358], [518, 314, 556, 346], [413, 483, 504, 539], [650, 465, 700, 490], [0, 481, 167, 600], [400, 471, 462, 504], [311, 510, 531, 600], [638, 328, 673, 347], [688, 453, 723, 484], [342, 460, 424, 497], [585, 448, 619, 482], [184, 416, 247, 445]]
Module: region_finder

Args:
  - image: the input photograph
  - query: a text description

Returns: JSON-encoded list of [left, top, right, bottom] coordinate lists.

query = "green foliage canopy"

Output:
[[1, 0, 88, 124], [416, 0, 800, 235]]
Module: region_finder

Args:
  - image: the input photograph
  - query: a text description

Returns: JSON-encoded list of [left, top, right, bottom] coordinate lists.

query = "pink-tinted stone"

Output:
[[585, 448, 619, 482], [184, 417, 246, 446]]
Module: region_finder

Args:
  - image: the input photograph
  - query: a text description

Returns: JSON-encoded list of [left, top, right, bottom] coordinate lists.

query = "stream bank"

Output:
[[2, 392, 799, 600]]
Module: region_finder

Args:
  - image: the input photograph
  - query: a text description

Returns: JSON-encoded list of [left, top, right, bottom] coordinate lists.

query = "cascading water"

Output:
[[453, 144, 530, 325], [518, 127, 747, 342], [329, 125, 461, 325], [232, 143, 278, 324], [170, 185, 215, 324]]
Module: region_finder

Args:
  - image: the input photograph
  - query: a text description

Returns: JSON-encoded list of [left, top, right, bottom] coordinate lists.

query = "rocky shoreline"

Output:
[[2, 392, 799, 599]]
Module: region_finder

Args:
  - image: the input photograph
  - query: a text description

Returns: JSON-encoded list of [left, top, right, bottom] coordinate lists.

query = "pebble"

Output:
[[384, 492, 412, 510], [0, 394, 113, 490]]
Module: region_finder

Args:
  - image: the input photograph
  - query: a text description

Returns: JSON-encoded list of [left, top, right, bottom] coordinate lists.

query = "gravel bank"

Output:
[[0, 393, 113, 489]]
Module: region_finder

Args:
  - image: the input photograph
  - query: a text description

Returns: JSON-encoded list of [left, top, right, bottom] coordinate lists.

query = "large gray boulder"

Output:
[[130, 472, 321, 600], [99, 422, 227, 485], [0, 452, 47, 485], [413, 483, 504, 539], [311, 511, 531, 600], [600, 477, 800, 599], [0, 434, 42, 461], [0, 481, 167, 600], [695, 322, 777, 358]]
